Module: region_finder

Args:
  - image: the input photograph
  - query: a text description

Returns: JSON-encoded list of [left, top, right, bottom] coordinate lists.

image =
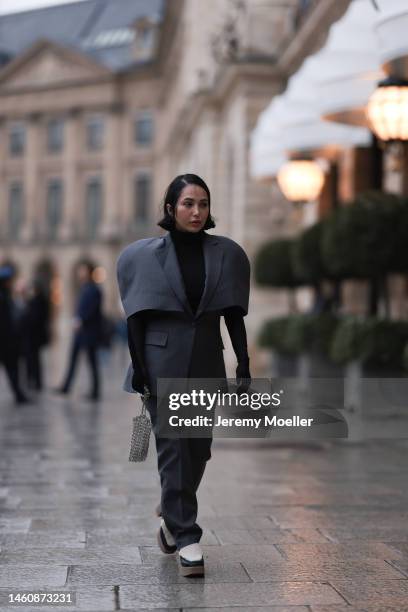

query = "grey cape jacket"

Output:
[[116, 231, 250, 395]]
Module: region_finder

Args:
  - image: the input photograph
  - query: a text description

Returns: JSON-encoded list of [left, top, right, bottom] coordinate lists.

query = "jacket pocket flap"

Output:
[[145, 330, 168, 346]]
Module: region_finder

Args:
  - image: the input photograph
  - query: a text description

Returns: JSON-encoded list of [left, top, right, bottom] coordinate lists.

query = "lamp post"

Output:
[[366, 76, 408, 142], [367, 76, 408, 191], [276, 159, 325, 204]]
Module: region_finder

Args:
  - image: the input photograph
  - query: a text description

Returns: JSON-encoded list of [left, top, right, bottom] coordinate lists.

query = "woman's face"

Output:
[[167, 184, 209, 232]]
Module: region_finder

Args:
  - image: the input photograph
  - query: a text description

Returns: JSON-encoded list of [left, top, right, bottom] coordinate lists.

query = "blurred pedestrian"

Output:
[[0, 266, 30, 405], [55, 262, 103, 401], [21, 279, 51, 391]]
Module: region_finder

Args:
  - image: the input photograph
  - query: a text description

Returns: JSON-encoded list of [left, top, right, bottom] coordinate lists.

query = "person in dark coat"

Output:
[[117, 174, 251, 577], [0, 266, 30, 405], [21, 280, 51, 391], [56, 262, 103, 401]]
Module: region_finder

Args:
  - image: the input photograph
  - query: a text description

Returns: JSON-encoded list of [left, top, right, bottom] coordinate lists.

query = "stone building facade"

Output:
[[0, 0, 350, 374]]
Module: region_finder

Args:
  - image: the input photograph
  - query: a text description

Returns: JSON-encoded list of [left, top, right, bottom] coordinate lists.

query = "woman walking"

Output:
[[117, 174, 251, 576]]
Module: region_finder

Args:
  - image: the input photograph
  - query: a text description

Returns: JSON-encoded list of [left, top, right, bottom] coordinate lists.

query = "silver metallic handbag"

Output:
[[129, 386, 152, 462]]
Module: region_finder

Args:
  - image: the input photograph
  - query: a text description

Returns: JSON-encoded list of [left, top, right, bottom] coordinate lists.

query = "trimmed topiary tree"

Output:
[[254, 238, 300, 288], [292, 221, 328, 285], [330, 316, 408, 370], [258, 313, 339, 358], [321, 191, 407, 315]]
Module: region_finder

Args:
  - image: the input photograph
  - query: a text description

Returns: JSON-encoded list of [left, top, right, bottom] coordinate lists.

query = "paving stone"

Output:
[[7, 484, 109, 497], [121, 609, 179, 612], [0, 508, 102, 520], [29, 517, 167, 532], [0, 530, 86, 549], [242, 558, 405, 582], [385, 543, 408, 557], [199, 504, 275, 517], [321, 528, 408, 543], [140, 544, 284, 565], [17, 494, 128, 509], [213, 527, 300, 545], [0, 518, 31, 533], [311, 607, 408, 612], [200, 515, 276, 530], [330, 578, 408, 607], [275, 542, 404, 561], [267, 507, 408, 529], [286, 528, 332, 543], [85, 528, 218, 547], [67, 561, 249, 585], [0, 547, 142, 565], [120, 582, 344, 608], [0, 565, 68, 587], [183, 608, 309, 612], [388, 558, 408, 578], [0, 496, 22, 509], [29, 518, 107, 531]]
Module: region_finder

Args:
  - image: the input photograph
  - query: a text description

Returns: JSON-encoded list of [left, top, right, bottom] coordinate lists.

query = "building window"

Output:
[[8, 182, 24, 239], [86, 177, 103, 238], [134, 173, 151, 223], [47, 118, 64, 153], [134, 111, 153, 146], [9, 123, 25, 157], [86, 115, 105, 151], [46, 179, 63, 238]]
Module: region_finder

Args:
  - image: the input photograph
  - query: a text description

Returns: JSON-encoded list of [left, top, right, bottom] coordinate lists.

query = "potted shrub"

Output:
[[254, 238, 301, 312], [292, 220, 339, 313], [322, 191, 404, 316], [258, 313, 340, 378], [258, 316, 299, 376], [330, 317, 408, 438], [330, 317, 408, 376]]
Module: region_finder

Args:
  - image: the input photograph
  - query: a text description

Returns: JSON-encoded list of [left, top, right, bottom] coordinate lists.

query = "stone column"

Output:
[[60, 109, 81, 242], [100, 103, 123, 241], [21, 113, 41, 243]]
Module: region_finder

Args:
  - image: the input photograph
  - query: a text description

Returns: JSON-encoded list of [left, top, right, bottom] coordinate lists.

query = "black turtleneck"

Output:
[[170, 227, 206, 314], [127, 229, 250, 393]]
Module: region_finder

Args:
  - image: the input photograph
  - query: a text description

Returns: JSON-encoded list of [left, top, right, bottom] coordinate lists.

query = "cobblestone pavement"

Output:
[[1, 354, 408, 611]]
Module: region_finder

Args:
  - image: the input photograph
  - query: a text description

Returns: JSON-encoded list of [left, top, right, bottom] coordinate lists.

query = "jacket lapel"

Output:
[[154, 232, 223, 319], [195, 234, 223, 317]]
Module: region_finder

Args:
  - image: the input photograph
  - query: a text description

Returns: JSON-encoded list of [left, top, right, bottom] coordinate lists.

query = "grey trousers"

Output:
[[146, 396, 212, 550]]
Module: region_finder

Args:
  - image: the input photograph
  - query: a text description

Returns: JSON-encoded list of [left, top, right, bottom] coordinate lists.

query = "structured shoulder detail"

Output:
[[117, 237, 160, 264], [217, 236, 250, 270], [212, 234, 247, 253]]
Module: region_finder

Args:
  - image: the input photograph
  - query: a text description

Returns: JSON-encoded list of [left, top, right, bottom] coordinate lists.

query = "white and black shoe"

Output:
[[157, 519, 177, 554], [178, 543, 204, 577]]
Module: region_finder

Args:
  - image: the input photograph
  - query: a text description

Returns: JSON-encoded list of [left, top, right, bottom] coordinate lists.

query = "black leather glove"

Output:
[[236, 357, 251, 393], [131, 366, 149, 395]]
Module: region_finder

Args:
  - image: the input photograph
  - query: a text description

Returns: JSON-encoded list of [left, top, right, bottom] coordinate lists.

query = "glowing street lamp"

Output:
[[277, 159, 325, 203], [366, 77, 408, 142]]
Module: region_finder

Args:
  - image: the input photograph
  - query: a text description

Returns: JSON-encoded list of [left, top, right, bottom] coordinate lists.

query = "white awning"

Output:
[[316, 0, 386, 127], [278, 50, 371, 150], [374, 0, 408, 68], [250, 0, 374, 180]]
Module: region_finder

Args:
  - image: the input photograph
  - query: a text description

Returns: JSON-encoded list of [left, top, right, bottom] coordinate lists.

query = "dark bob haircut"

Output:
[[157, 173, 216, 231]]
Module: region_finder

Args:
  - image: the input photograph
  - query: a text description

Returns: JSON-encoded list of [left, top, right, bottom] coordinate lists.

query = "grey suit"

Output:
[[116, 231, 250, 550]]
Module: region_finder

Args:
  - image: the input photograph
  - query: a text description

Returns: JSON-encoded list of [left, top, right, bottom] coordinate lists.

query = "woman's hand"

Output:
[[131, 366, 149, 395], [236, 358, 251, 393]]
